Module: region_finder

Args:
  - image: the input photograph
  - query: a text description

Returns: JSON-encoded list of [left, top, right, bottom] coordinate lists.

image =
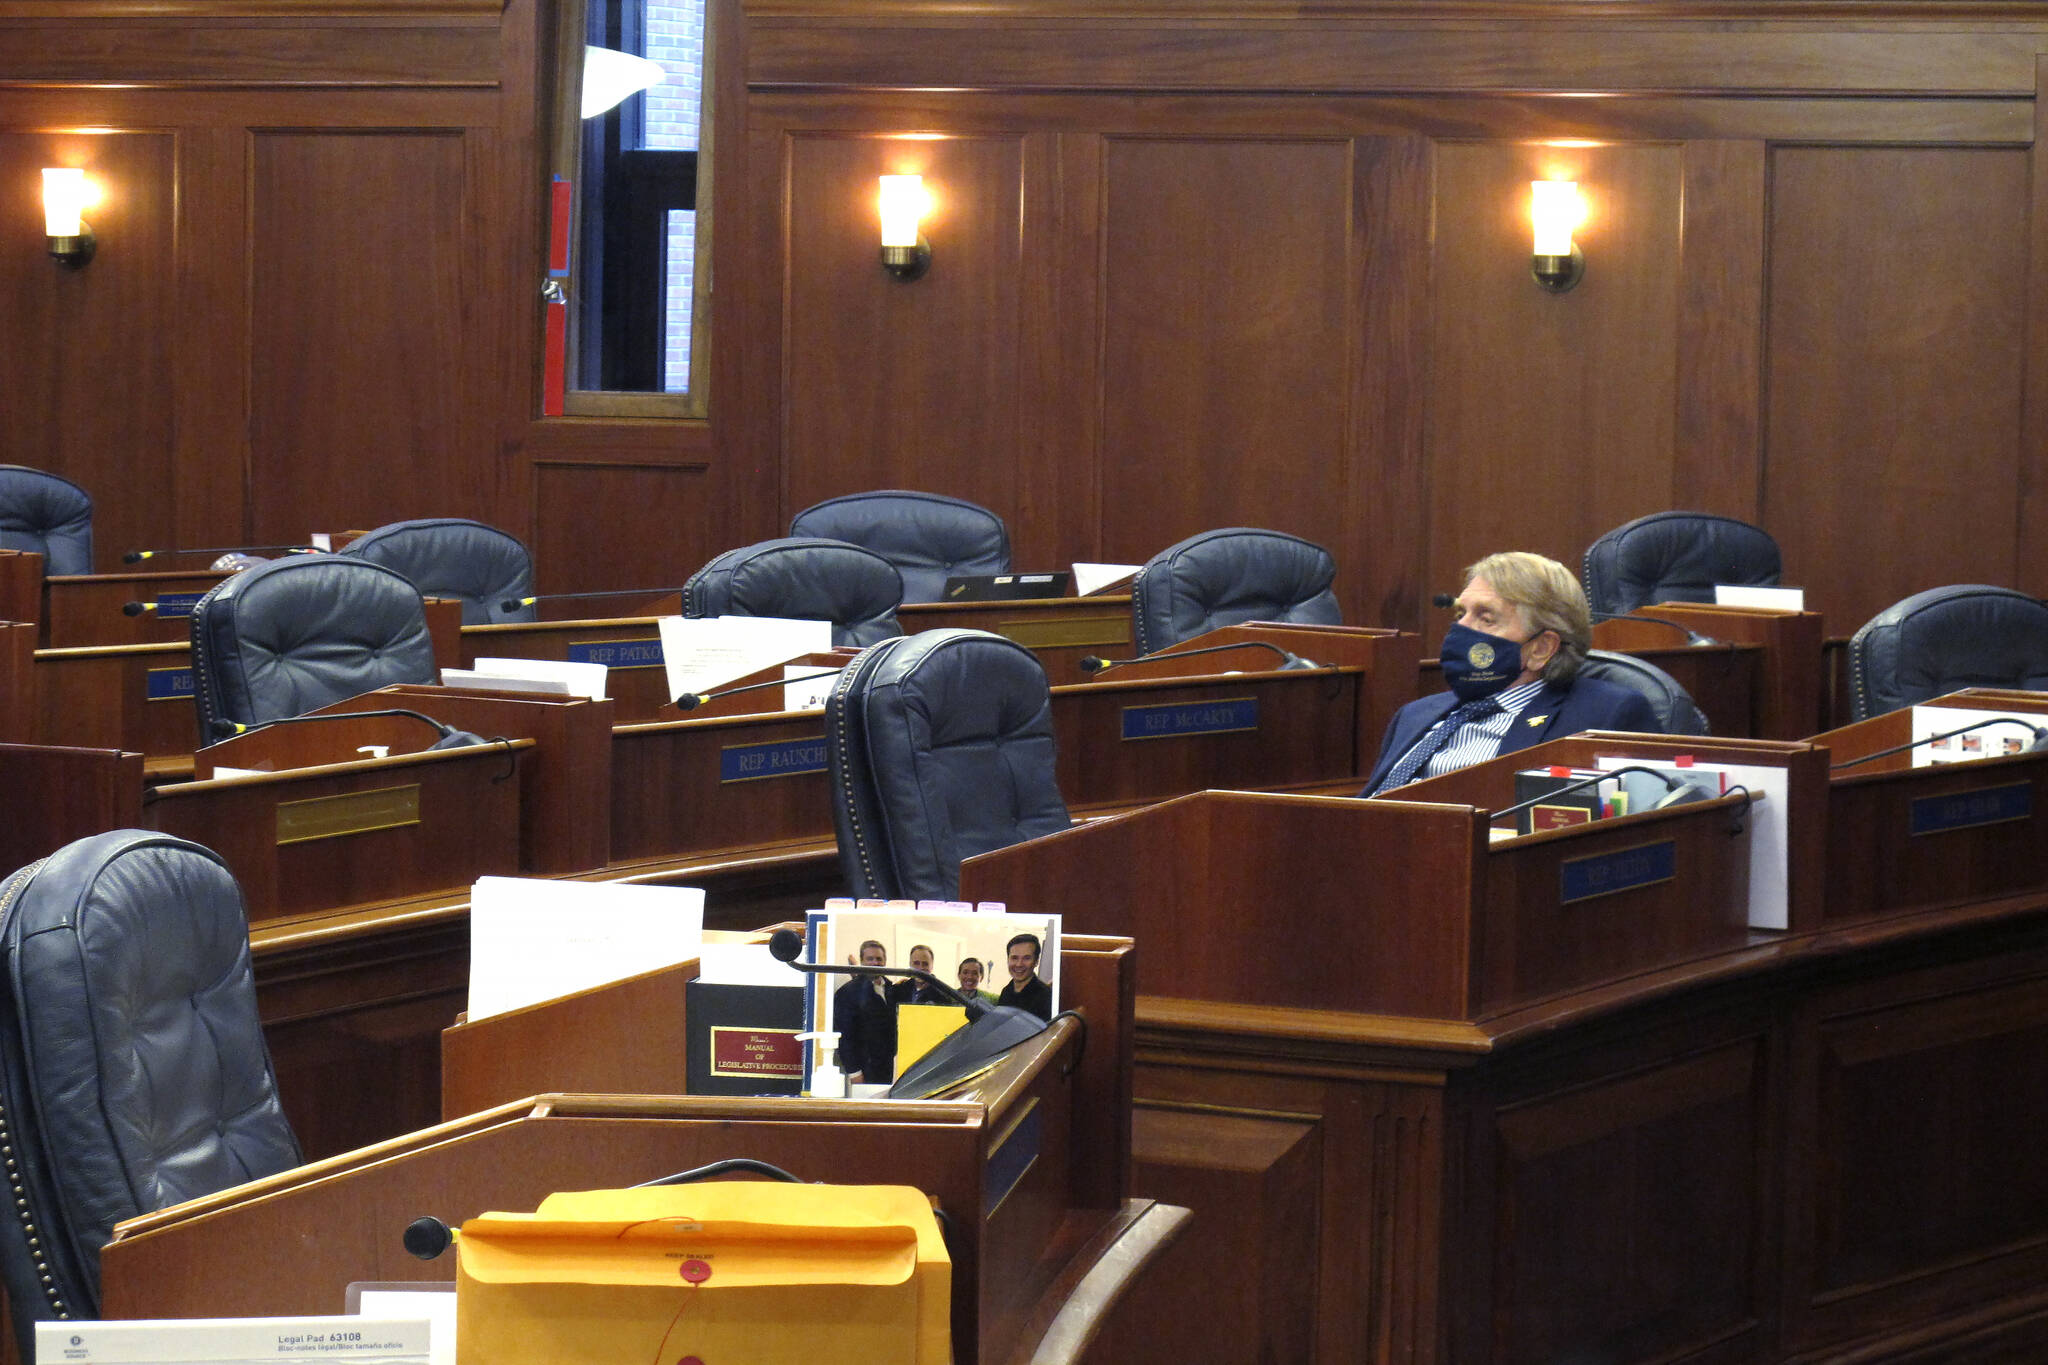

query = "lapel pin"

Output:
[[1526, 715, 1548, 727]]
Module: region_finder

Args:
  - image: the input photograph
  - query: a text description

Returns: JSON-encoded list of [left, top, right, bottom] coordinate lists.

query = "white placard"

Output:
[[467, 656, 608, 701], [1597, 755, 1791, 930], [437, 669, 572, 697], [1908, 705, 2048, 767], [38, 1316, 430, 1364], [657, 615, 834, 704], [1072, 563, 1141, 597], [354, 1294, 454, 1365], [783, 663, 841, 712], [1713, 584, 1805, 611], [467, 876, 704, 1022]]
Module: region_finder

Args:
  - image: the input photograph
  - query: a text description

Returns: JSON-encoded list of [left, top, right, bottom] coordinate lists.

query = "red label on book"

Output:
[[1530, 803, 1595, 831], [709, 1026, 803, 1079]]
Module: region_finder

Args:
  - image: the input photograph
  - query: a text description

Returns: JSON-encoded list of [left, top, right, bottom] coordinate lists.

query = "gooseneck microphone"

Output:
[[499, 586, 680, 614], [674, 667, 846, 711], [123, 544, 317, 564], [766, 928, 984, 1018], [212, 707, 489, 750], [1830, 717, 2048, 770], [1587, 608, 1717, 646], [1077, 640, 1321, 675]]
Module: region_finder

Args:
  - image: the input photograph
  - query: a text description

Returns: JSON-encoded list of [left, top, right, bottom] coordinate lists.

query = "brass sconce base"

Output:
[[48, 227, 95, 269], [1532, 244, 1583, 293], [881, 236, 931, 282]]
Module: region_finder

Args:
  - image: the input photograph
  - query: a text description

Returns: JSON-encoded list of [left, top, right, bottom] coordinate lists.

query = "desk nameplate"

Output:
[[1559, 839, 1677, 905], [1121, 697, 1259, 741], [276, 784, 422, 846], [1910, 780, 2033, 836]]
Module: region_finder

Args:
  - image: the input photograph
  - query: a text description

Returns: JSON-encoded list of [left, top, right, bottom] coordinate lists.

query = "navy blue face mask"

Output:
[[1439, 622, 1525, 701]]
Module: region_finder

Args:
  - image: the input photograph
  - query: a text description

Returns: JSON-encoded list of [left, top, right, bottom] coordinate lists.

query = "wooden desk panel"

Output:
[[901, 594, 1134, 678], [30, 641, 196, 767], [40, 569, 226, 647], [145, 744, 528, 924]]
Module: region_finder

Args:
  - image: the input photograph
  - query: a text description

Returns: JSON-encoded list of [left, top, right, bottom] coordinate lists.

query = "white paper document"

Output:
[[783, 663, 841, 712], [696, 941, 807, 987], [657, 615, 833, 704], [1597, 756, 1791, 930], [465, 655, 608, 700], [467, 876, 705, 1022], [437, 669, 572, 697], [1713, 584, 1805, 611], [354, 1290, 455, 1365], [1908, 705, 2047, 766], [1072, 563, 1141, 597], [38, 1316, 430, 1364]]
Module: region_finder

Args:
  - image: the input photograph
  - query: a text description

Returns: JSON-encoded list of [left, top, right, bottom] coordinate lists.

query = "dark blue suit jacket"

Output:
[[1362, 674, 1660, 794]]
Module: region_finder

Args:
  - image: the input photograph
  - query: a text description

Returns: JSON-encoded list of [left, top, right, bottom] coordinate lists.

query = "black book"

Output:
[[685, 981, 805, 1096]]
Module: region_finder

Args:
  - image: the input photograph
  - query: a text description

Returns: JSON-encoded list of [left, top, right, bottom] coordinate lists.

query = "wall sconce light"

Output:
[[1530, 180, 1584, 292], [43, 168, 95, 269], [878, 174, 931, 281]]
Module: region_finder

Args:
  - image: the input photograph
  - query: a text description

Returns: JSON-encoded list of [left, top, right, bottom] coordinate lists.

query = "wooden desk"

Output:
[[1812, 688, 2048, 925], [959, 786, 2048, 1363], [103, 1016, 1168, 1365], [900, 594, 1134, 678]]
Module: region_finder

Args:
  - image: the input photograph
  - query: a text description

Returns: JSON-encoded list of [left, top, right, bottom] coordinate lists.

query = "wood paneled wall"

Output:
[[5, 2, 2048, 634]]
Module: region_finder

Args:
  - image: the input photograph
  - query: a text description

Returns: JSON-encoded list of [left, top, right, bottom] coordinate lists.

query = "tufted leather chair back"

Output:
[[0, 465, 93, 575], [189, 554, 436, 743], [826, 629, 1071, 900], [1578, 650, 1710, 736], [0, 831, 299, 1354], [1848, 584, 2048, 721], [789, 490, 1010, 604], [685, 538, 904, 648], [340, 517, 536, 625], [1582, 511, 1781, 617], [1131, 527, 1340, 654]]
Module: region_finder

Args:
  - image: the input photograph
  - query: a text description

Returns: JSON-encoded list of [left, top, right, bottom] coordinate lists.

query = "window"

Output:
[[547, 0, 711, 416]]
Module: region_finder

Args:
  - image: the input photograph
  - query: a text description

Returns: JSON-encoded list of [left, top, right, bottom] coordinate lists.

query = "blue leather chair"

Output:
[[339, 517, 536, 625], [1847, 585, 2048, 721], [0, 831, 300, 1355], [0, 465, 93, 575], [825, 628, 1071, 900], [1582, 511, 1781, 617], [1579, 649, 1710, 736], [1131, 527, 1340, 654], [789, 490, 1010, 604], [685, 538, 904, 648], [189, 555, 437, 743]]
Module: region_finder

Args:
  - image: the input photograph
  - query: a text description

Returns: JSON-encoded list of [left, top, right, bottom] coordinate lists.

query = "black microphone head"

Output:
[[1431, 592, 1454, 609], [675, 692, 705, 710], [427, 728, 488, 750], [402, 1216, 454, 1260], [499, 598, 523, 613], [120, 601, 147, 617], [768, 928, 805, 963], [122, 550, 146, 564], [1077, 656, 1109, 673]]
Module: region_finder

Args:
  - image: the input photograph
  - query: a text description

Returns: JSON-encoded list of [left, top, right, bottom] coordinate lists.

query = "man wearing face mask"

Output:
[[1360, 551, 1659, 797]]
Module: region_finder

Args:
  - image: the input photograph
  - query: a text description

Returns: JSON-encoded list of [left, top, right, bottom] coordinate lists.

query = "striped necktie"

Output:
[[1367, 695, 1501, 796]]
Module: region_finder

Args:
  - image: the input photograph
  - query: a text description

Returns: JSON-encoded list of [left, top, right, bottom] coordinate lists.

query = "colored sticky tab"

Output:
[[1676, 755, 1694, 766], [548, 176, 573, 276], [1549, 766, 1571, 777], [542, 301, 567, 416]]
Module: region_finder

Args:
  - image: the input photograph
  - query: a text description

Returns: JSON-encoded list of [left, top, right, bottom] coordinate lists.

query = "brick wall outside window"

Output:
[[644, 0, 703, 389]]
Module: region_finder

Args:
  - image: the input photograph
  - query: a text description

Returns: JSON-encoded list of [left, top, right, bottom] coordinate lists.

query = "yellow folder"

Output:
[[455, 1183, 951, 1364]]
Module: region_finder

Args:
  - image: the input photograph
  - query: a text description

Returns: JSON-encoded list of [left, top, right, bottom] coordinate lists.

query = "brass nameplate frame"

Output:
[[276, 784, 422, 846], [991, 615, 1129, 649]]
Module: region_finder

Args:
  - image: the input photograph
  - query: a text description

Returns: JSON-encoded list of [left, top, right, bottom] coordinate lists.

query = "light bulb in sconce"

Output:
[[43, 168, 96, 268], [878, 174, 931, 281], [1530, 180, 1584, 292]]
